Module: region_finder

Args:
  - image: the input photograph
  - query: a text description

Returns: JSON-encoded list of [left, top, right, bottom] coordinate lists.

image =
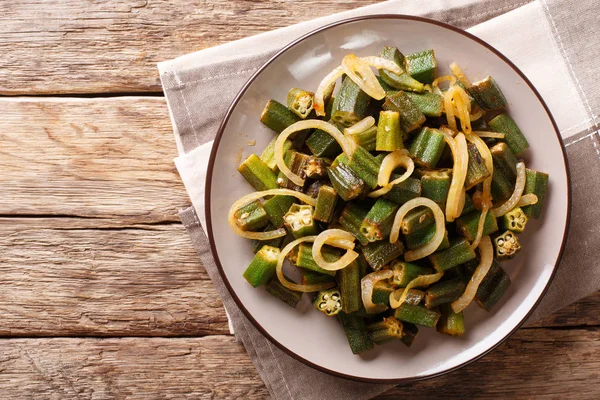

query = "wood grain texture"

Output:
[[0, 98, 187, 222], [0, 0, 383, 94], [0, 329, 597, 400], [0, 218, 229, 337]]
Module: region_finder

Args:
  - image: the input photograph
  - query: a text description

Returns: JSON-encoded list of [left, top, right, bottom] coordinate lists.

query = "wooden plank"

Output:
[[0, 98, 188, 223], [0, 0, 383, 94], [0, 329, 598, 399], [0, 218, 229, 337]]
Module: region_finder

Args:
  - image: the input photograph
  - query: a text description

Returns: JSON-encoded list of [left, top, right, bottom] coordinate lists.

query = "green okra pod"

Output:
[[338, 203, 370, 246], [404, 91, 444, 117], [394, 303, 441, 328], [306, 126, 343, 158], [409, 127, 447, 169], [301, 269, 336, 286], [296, 243, 339, 276], [337, 312, 374, 354], [429, 238, 476, 272], [437, 304, 465, 336], [346, 125, 378, 151], [419, 169, 452, 206], [461, 192, 476, 216], [425, 278, 467, 309], [260, 99, 300, 133], [238, 154, 279, 191], [400, 322, 419, 347], [313, 185, 338, 223], [404, 289, 425, 306], [456, 210, 499, 242], [347, 146, 382, 189], [467, 76, 507, 111], [405, 226, 450, 251], [260, 137, 292, 172], [390, 261, 434, 287], [522, 168, 549, 219], [465, 142, 491, 189], [378, 46, 424, 92], [262, 195, 295, 228], [233, 200, 269, 232], [376, 110, 404, 151], [283, 204, 318, 238], [404, 49, 437, 84], [314, 288, 343, 316], [494, 230, 522, 260], [383, 176, 422, 205], [362, 240, 405, 271], [243, 245, 280, 287], [488, 113, 530, 155], [490, 142, 518, 201], [266, 275, 303, 308], [367, 317, 404, 345], [250, 224, 286, 254], [302, 156, 331, 179], [500, 207, 528, 233], [466, 260, 511, 311], [331, 76, 371, 127], [360, 198, 400, 242], [327, 162, 365, 201], [401, 207, 434, 236], [287, 88, 315, 119], [371, 280, 395, 306], [338, 261, 362, 313], [383, 91, 426, 133]]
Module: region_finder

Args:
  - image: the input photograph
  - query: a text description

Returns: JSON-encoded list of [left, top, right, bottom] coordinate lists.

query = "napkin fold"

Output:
[[160, 1, 600, 399]]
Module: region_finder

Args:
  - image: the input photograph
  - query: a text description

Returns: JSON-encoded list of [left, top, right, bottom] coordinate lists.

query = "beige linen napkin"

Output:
[[160, 1, 600, 398]]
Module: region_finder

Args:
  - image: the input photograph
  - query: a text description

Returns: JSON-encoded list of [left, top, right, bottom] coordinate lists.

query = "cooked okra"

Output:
[[383, 91, 426, 133], [378, 46, 424, 92], [500, 207, 528, 233], [410, 127, 446, 169], [229, 47, 548, 353], [367, 317, 404, 345], [314, 288, 343, 316], [234, 200, 269, 232], [467, 76, 507, 111], [404, 49, 437, 84], [360, 198, 399, 242], [260, 99, 300, 132], [313, 185, 338, 223], [376, 110, 404, 151], [429, 238, 476, 272], [522, 168, 549, 219], [243, 246, 280, 288], [283, 204, 318, 238], [362, 240, 404, 271], [494, 230, 522, 260], [287, 88, 315, 119], [238, 154, 279, 191]]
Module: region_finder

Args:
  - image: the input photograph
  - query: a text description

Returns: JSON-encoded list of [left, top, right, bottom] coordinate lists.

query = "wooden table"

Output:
[[1, 1, 598, 398]]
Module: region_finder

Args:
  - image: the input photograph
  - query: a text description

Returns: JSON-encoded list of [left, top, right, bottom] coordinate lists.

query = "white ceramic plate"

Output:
[[206, 15, 570, 382]]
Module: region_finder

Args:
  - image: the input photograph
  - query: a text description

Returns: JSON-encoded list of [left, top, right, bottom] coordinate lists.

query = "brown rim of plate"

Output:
[[204, 14, 572, 384]]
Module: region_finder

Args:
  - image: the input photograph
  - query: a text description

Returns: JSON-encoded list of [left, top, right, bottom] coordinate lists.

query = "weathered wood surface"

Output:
[[1, 97, 187, 222], [0, 329, 597, 399], [0, 0, 384, 94], [0, 217, 229, 337]]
